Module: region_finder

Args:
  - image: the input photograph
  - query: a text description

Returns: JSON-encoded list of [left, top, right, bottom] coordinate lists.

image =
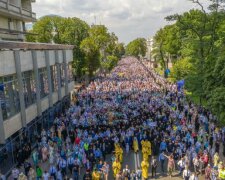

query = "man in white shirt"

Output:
[[58, 158, 67, 177], [183, 167, 191, 180], [43, 171, 50, 180], [178, 157, 185, 176], [122, 165, 130, 180], [67, 155, 74, 174], [49, 165, 57, 179]]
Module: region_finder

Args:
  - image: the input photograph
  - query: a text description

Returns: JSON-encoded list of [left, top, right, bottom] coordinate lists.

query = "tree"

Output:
[[113, 43, 125, 58], [153, 24, 181, 72], [26, 16, 54, 43], [27, 16, 123, 80], [126, 38, 147, 58], [26, 16, 90, 78], [80, 25, 123, 77], [80, 38, 100, 78], [170, 58, 193, 82], [159, 0, 225, 124]]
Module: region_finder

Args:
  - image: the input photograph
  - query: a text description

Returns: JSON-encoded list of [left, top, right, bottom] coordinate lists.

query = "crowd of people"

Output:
[[4, 57, 225, 180]]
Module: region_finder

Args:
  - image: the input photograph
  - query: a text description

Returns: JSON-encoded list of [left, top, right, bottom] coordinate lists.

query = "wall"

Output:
[[0, 51, 16, 76], [4, 113, 22, 139], [0, 49, 73, 76], [25, 104, 37, 124], [1, 48, 74, 141], [0, 16, 8, 29]]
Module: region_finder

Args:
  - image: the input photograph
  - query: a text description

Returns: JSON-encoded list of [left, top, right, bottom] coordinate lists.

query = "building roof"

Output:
[[0, 41, 74, 50]]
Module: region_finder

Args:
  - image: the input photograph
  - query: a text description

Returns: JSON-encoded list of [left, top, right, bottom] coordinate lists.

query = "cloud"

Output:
[[32, 0, 208, 44]]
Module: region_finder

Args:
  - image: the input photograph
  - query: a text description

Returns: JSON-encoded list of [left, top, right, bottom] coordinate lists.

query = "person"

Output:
[[115, 171, 123, 180], [211, 166, 218, 180], [41, 145, 48, 162], [151, 156, 157, 178], [42, 170, 50, 180], [67, 155, 74, 174], [136, 167, 142, 180], [58, 157, 67, 177], [36, 166, 42, 180], [31, 150, 39, 167], [18, 172, 27, 180], [178, 157, 186, 176], [28, 167, 36, 180], [57, 170, 63, 180], [0, 171, 6, 180], [205, 164, 211, 180], [122, 165, 130, 180], [141, 158, 149, 180], [112, 159, 121, 178], [183, 166, 191, 180], [130, 170, 137, 180], [72, 163, 80, 180], [12, 167, 20, 180], [83, 170, 92, 180], [125, 143, 129, 155], [24, 160, 31, 177], [159, 151, 166, 173], [49, 164, 57, 180], [102, 161, 109, 180], [193, 156, 200, 174], [164, 153, 175, 178], [189, 172, 199, 180], [219, 165, 225, 179], [213, 152, 219, 167], [92, 168, 100, 180], [133, 137, 139, 153]]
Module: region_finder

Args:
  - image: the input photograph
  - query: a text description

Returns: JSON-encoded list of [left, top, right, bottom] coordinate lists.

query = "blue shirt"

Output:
[[160, 142, 167, 151], [159, 153, 165, 161]]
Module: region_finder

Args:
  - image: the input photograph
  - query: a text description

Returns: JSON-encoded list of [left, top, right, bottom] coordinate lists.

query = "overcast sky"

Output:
[[33, 0, 208, 44]]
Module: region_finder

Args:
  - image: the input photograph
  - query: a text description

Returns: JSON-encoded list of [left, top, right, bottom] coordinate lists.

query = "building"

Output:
[[0, 41, 74, 174], [146, 37, 154, 61], [0, 0, 75, 175], [0, 0, 36, 41]]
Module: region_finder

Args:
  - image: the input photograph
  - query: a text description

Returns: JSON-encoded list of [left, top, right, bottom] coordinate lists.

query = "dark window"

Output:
[[38, 68, 49, 98], [0, 75, 20, 120], [50, 65, 58, 92], [22, 71, 36, 107]]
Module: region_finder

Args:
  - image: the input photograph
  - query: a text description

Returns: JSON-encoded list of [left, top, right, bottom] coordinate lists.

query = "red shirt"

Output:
[[75, 137, 80, 145]]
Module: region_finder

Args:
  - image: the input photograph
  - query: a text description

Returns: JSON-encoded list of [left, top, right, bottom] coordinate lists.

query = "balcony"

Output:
[[0, 0, 36, 21]]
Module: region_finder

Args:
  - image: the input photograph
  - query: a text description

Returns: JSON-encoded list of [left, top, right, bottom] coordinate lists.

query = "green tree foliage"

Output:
[[80, 38, 100, 78], [80, 25, 124, 77], [153, 24, 181, 72], [26, 16, 54, 43], [157, 0, 225, 124], [170, 58, 193, 82], [126, 38, 147, 58], [26, 16, 90, 78]]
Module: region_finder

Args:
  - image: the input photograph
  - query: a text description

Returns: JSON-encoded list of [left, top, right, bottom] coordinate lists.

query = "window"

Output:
[[67, 62, 73, 83], [22, 71, 36, 108], [38, 68, 49, 98], [0, 75, 20, 120], [50, 65, 58, 92], [60, 63, 65, 87]]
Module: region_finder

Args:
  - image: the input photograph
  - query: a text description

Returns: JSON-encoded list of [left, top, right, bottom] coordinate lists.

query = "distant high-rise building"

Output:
[[146, 37, 154, 60]]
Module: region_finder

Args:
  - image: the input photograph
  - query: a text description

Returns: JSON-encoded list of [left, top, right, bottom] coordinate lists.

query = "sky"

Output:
[[32, 0, 208, 44]]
